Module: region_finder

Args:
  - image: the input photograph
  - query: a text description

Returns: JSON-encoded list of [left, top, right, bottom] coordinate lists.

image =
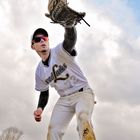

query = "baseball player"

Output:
[[32, 27, 96, 140]]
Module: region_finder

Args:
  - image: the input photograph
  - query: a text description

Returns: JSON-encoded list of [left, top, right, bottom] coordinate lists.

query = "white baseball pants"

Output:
[[47, 89, 95, 140]]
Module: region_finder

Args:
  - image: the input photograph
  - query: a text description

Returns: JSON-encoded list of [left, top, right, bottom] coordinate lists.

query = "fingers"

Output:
[[34, 108, 43, 122], [34, 112, 41, 122]]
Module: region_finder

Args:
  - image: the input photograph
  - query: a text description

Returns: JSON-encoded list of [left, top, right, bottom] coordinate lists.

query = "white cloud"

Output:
[[0, 0, 140, 140], [94, 102, 140, 140]]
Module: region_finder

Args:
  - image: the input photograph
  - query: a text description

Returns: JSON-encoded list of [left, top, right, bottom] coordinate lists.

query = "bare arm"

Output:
[[63, 27, 77, 55]]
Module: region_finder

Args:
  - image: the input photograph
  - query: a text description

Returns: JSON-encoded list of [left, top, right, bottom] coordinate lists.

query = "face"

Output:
[[31, 34, 50, 53]]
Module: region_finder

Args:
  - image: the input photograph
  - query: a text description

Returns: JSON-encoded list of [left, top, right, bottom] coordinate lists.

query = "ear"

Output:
[[31, 44, 35, 50]]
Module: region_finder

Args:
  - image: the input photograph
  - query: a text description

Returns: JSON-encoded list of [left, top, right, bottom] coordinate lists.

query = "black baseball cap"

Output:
[[32, 28, 48, 41]]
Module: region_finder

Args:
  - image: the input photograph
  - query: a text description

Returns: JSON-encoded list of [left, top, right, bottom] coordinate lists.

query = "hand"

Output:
[[34, 108, 43, 122]]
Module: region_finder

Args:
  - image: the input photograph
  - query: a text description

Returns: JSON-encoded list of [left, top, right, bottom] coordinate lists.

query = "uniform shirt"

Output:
[[35, 43, 90, 97]]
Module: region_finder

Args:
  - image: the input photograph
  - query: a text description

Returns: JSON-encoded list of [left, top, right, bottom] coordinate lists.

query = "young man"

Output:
[[32, 27, 96, 140]]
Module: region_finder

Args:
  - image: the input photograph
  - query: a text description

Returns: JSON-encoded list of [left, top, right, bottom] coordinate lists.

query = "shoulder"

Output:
[[53, 43, 77, 58], [53, 43, 63, 52], [35, 61, 43, 75]]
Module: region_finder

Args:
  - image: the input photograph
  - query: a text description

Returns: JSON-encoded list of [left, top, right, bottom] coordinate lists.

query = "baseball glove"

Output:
[[45, 0, 90, 27]]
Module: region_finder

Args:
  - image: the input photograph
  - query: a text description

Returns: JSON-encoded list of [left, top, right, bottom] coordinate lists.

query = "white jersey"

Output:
[[35, 43, 91, 97]]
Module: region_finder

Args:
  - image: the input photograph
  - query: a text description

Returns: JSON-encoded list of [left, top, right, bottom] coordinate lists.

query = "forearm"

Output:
[[63, 27, 77, 53], [37, 90, 49, 110]]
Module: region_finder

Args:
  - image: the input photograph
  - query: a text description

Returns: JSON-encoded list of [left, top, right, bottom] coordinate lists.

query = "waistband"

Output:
[[60, 87, 93, 97]]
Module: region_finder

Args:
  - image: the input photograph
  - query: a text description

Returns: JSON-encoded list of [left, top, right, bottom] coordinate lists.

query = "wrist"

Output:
[[37, 107, 43, 111]]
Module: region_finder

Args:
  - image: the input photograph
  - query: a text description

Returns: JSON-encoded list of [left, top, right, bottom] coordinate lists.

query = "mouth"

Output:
[[41, 44, 46, 47], [41, 50, 47, 52], [40, 44, 47, 52]]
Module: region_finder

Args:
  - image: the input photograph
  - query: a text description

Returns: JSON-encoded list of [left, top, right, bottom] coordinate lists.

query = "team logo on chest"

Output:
[[45, 63, 69, 83]]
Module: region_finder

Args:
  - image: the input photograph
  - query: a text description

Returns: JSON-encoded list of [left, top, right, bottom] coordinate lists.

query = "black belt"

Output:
[[78, 88, 83, 92], [61, 88, 85, 97]]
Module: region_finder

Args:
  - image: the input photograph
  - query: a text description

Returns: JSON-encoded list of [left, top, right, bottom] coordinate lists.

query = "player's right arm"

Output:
[[34, 89, 49, 122]]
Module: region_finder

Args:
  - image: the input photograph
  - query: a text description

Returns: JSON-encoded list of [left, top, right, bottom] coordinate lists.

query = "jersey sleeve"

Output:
[[35, 68, 49, 92], [54, 43, 77, 61]]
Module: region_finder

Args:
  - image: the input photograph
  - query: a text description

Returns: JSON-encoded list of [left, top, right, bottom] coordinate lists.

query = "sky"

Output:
[[0, 0, 140, 140]]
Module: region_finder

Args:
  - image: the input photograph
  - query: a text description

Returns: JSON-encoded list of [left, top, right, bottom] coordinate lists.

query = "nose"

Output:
[[40, 38, 45, 42]]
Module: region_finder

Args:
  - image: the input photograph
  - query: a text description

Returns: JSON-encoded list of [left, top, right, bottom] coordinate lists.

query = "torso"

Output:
[[35, 43, 90, 96]]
